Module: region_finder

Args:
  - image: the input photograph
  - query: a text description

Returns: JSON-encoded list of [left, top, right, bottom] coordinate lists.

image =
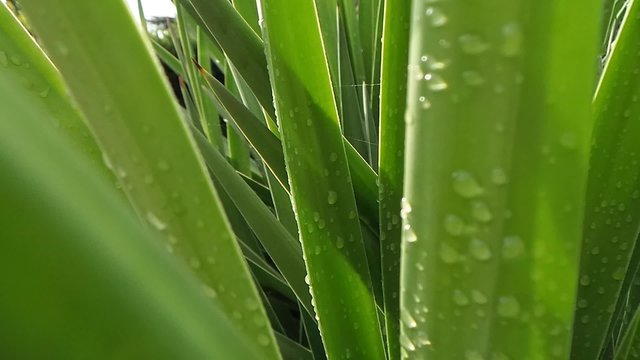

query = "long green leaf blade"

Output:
[[401, 1, 599, 359], [614, 306, 640, 359], [0, 70, 264, 360], [258, 0, 386, 358], [0, 3, 104, 171], [179, 0, 380, 232], [19, 1, 281, 358], [378, 0, 412, 358], [572, 2, 640, 358], [191, 127, 314, 316]]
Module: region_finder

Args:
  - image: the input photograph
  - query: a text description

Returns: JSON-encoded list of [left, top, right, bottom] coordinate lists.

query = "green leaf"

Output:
[[0, 68, 265, 360], [0, 4, 105, 172], [614, 306, 640, 359], [198, 67, 380, 233], [401, 1, 599, 359], [190, 126, 314, 316], [378, 0, 412, 358], [19, 1, 281, 358], [258, 0, 386, 358], [179, 0, 380, 233], [178, 0, 275, 116], [572, 2, 640, 358]]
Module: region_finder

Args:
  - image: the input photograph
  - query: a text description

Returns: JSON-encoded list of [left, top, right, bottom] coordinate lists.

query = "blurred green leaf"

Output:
[[19, 1, 281, 358]]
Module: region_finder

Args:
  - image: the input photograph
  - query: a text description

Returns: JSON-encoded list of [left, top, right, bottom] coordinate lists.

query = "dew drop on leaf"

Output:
[[327, 190, 338, 205], [452, 170, 484, 198], [425, 7, 448, 27], [580, 275, 591, 286], [497, 296, 520, 318], [444, 214, 465, 236], [401, 310, 417, 328], [471, 201, 493, 222], [401, 197, 413, 219], [491, 168, 508, 185], [257, 335, 270, 346], [453, 289, 470, 306], [471, 290, 488, 304], [400, 332, 416, 351], [459, 34, 490, 54], [470, 238, 492, 261], [462, 71, 485, 86], [0, 51, 8, 67], [424, 73, 448, 91], [501, 22, 523, 57], [440, 243, 462, 264], [502, 235, 524, 259]]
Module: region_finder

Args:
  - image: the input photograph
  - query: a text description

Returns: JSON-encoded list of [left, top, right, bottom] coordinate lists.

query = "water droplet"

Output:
[[202, 284, 217, 298], [327, 190, 338, 205], [304, 274, 311, 285], [452, 170, 484, 198], [401, 310, 417, 328], [444, 214, 465, 236], [9, 54, 22, 66], [401, 197, 413, 219], [580, 275, 591, 286], [497, 296, 520, 318], [348, 210, 356, 219], [257, 335, 270, 346], [471, 290, 488, 304], [405, 226, 418, 243], [502, 236, 524, 259], [146, 212, 167, 231], [463, 71, 485, 86], [425, 7, 448, 27], [424, 73, 448, 91], [39, 87, 51, 98], [329, 152, 338, 162], [415, 331, 432, 346], [577, 298, 588, 308], [157, 160, 170, 171], [459, 34, 490, 54], [491, 168, 508, 185], [501, 22, 522, 57], [400, 332, 416, 351], [0, 51, 8, 67], [440, 243, 462, 263], [470, 238, 492, 261], [471, 201, 493, 222], [612, 267, 625, 280], [245, 298, 259, 310], [336, 236, 345, 249], [590, 246, 600, 255], [423, 55, 448, 70], [453, 289, 470, 306]]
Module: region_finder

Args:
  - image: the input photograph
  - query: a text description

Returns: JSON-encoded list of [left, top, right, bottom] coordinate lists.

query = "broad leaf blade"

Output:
[[378, 0, 412, 358], [19, 1, 281, 358], [572, 2, 640, 358], [0, 71, 264, 360], [258, 0, 386, 358], [402, 1, 599, 359]]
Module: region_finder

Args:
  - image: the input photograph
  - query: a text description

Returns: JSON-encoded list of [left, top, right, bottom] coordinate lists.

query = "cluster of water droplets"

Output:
[[409, 8, 524, 117], [0, 50, 52, 103]]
